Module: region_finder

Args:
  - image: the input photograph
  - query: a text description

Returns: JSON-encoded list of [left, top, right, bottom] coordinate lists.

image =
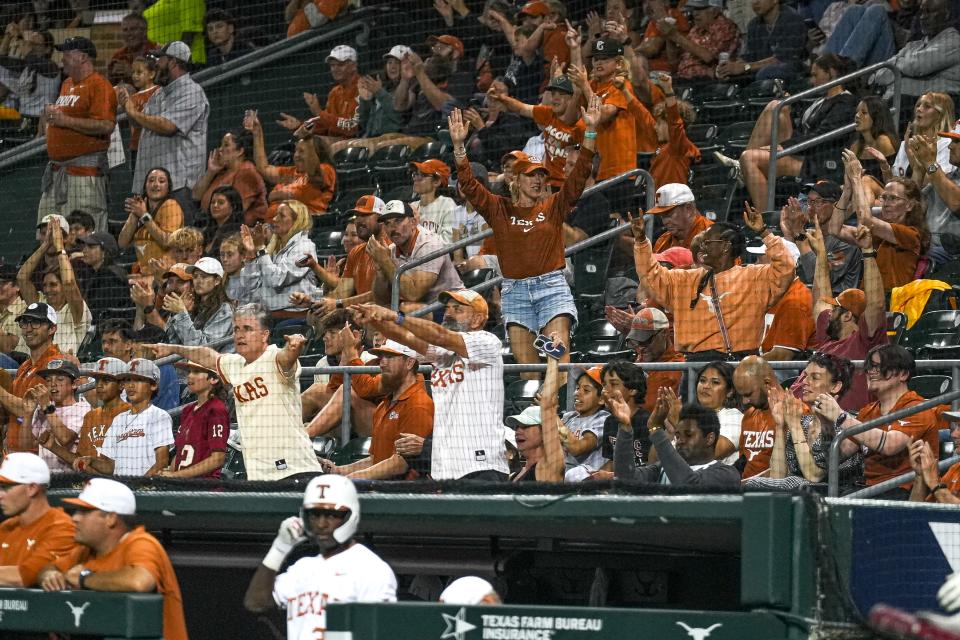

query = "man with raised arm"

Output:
[[150, 303, 321, 480], [351, 291, 509, 481]]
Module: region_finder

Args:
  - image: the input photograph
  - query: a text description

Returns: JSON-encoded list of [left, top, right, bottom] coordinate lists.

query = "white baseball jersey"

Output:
[[98, 405, 174, 476], [217, 345, 321, 480], [422, 331, 508, 480], [273, 543, 397, 640], [31, 397, 91, 473]]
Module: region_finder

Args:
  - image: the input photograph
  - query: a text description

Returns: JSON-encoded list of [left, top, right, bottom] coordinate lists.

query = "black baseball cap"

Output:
[[546, 75, 574, 95], [591, 38, 623, 58], [81, 232, 119, 257], [37, 359, 81, 380], [806, 180, 842, 201], [55, 36, 97, 59]]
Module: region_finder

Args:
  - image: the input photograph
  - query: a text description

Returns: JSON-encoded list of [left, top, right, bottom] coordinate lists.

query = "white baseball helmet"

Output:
[[301, 474, 360, 544]]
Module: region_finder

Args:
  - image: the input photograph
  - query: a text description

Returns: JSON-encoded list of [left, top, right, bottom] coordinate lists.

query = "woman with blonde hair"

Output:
[[240, 200, 320, 317], [890, 92, 956, 186]]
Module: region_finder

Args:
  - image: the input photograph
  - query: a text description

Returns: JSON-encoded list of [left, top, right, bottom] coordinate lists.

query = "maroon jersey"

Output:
[[174, 398, 230, 478]]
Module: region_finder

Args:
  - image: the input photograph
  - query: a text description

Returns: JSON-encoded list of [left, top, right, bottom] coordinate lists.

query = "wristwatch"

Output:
[[138, 213, 152, 225], [78, 568, 93, 589], [44, 403, 56, 415], [835, 412, 848, 429], [744, 63, 752, 73], [256, 248, 267, 259], [335, 299, 344, 309], [928, 163, 940, 175], [143, 304, 156, 315], [395, 311, 405, 325]]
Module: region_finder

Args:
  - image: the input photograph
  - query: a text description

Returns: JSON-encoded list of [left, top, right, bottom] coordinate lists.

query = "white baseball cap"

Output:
[[649, 183, 696, 214], [38, 214, 69, 234], [439, 577, 498, 604], [0, 452, 50, 485], [155, 40, 192, 63], [383, 45, 412, 60], [327, 45, 357, 62], [63, 478, 137, 515], [118, 358, 161, 384], [187, 257, 225, 279], [747, 238, 801, 263], [369, 339, 417, 359], [82, 357, 128, 380], [504, 406, 542, 429]]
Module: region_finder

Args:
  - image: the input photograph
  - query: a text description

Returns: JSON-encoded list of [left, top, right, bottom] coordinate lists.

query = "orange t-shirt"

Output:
[[653, 213, 713, 253], [650, 102, 700, 187], [860, 390, 940, 488], [876, 223, 921, 291], [591, 79, 637, 181], [47, 72, 117, 163], [287, 0, 348, 37], [643, 9, 690, 71], [370, 380, 434, 464], [55, 526, 187, 640], [200, 160, 269, 223], [541, 30, 570, 91], [133, 199, 183, 277], [761, 277, 815, 354], [641, 348, 685, 413], [128, 85, 159, 151], [76, 400, 131, 458], [7, 344, 64, 454], [342, 241, 378, 295], [0, 507, 75, 586], [627, 97, 658, 153], [928, 461, 960, 502], [306, 79, 360, 139], [739, 407, 775, 479], [532, 105, 585, 185], [271, 164, 336, 216]]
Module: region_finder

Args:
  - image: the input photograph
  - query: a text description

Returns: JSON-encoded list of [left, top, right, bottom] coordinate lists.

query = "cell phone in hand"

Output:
[[534, 334, 566, 360]]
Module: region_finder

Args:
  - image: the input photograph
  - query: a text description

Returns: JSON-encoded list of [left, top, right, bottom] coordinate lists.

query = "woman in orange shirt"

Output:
[[118, 166, 184, 279], [244, 110, 336, 218], [192, 129, 269, 224]]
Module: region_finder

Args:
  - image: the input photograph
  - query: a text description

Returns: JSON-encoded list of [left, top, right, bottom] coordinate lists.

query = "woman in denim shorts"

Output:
[[448, 96, 602, 375]]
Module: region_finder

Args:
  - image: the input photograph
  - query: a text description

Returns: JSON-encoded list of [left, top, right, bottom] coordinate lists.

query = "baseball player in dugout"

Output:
[[244, 475, 397, 640], [150, 302, 322, 480], [0, 453, 75, 588], [38, 478, 188, 640]]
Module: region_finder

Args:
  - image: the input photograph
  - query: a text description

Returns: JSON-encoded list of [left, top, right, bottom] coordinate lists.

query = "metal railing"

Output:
[[391, 169, 656, 312], [827, 387, 960, 498], [846, 454, 960, 500], [765, 58, 902, 211], [0, 18, 372, 169]]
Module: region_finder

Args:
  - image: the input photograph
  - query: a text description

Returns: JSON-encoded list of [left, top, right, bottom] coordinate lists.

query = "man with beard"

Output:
[[733, 355, 779, 480], [320, 340, 433, 479], [123, 40, 209, 219], [798, 220, 885, 412], [369, 200, 463, 311], [351, 290, 509, 480], [309, 195, 386, 316], [39, 36, 117, 233]]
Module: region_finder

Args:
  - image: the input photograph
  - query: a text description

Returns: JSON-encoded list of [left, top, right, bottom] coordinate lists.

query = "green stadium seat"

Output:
[[506, 379, 541, 413], [334, 146, 369, 166], [908, 375, 952, 400], [886, 312, 907, 345], [332, 437, 371, 465], [409, 141, 449, 162], [900, 311, 960, 351], [311, 229, 344, 257]]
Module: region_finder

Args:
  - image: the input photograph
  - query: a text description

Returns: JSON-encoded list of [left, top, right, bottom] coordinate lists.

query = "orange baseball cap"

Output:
[[579, 366, 604, 388], [426, 34, 464, 58], [411, 159, 451, 186], [520, 1, 551, 16], [439, 289, 489, 321], [822, 288, 866, 317], [163, 263, 193, 281], [513, 159, 549, 176], [348, 195, 386, 216]]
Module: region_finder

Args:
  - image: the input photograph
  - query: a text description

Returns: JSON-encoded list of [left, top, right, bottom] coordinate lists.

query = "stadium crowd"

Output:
[[0, 0, 958, 504]]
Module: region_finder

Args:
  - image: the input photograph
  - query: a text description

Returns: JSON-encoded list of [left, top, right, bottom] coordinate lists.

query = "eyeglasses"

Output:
[[879, 194, 908, 204], [16, 319, 45, 329], [864, 360, 882, 373], [700, 238, 729, 246]]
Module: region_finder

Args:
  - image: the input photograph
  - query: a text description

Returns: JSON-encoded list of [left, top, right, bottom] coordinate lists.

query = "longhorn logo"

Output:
[[676, 621, 722, 640], [65, 601, 90, 628]]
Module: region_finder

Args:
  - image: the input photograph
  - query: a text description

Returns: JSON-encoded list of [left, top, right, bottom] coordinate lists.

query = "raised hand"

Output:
[[808, 214, 827, 256], [303, 92, 321, 113], [242, 109, 260, 134], [207, 149, 224, 173], [564, 19, 581, 48], [239, 224, 257, 254], [447, 108, 469, 146], [283, 333, 308, 355], [276, 112, 302, 131], [462, 107, 486, 132], [840, 148, 864, 178], [854, 224, 873, 250], [811, 392, 842, 423], [780, 196, 806, 239], [581, 94, 603, 130], [567, 63, 590, 91], [162, 292, 188, 315], [602, 388, 633, 425], [742, 200, 765, 234], [626, 210, 646, 242], [911, 134, 938, 167]]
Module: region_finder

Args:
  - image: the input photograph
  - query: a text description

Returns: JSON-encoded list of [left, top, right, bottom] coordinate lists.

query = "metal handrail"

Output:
[[845, 454, 960, 500], [765, 57, 902, 211], [392, 168, 656, 311], [0, 18, 371, 170], [827, 389, 960, 497]]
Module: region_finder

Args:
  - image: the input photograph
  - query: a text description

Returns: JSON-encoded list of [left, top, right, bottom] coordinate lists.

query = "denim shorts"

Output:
[[501, 270, 578, 333]]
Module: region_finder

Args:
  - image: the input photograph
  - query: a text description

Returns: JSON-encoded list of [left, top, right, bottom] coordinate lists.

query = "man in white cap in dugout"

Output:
[[39, 477, 188, 639], [244, 475, 396, 639], [0, 452, 75, 587]]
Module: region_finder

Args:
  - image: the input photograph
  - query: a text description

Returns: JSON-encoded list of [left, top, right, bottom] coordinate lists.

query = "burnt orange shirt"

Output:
[[7, 344, 63, 454], [342, 238, 381, 295], [876, 223, 921, 291], [370, 380, 434, 464], [653, 214, 714, 253], [541, 30, 570, 91], [929, 461, 960, 502], [0, 507, 75, 586], [271, 164, 336, 215], [761, 277, 815, 354], [76, 400, 131, 458], [860, 390, 939, 488], [532, 105, 585, 185], [740, 407, 775, 479], [128, 85, 159, 151], [643, 9, 690, 71], [47, 72, 117, 163], [628, 97, 658, 153], [650, 102, 700, 187], [305, 77, 360, 139], [591, 79, 637, 181], [199, 161, 268, 223], [641, 348, 685, 413], [288, 0, 348, 37], [56, 526, 187, 640], [457, 148, 594, 279]]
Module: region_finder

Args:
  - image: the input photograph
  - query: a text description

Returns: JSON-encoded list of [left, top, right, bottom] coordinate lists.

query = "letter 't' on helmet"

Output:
[[301, 475, 360, 544]]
